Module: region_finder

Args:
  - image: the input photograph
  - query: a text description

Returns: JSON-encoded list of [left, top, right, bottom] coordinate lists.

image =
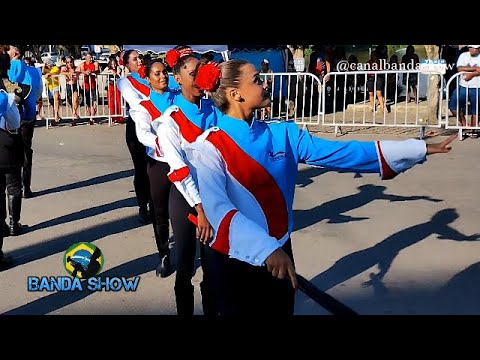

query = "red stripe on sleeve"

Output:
[[376, 141, 397, 180], [211, 209, 238, 255], [167, 166, 190, 183], [155, 137, 161, 157]]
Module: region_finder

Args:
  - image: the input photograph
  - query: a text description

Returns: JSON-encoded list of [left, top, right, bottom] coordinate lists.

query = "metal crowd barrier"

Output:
[[40, 70, 449, 141], [321, 69, 445, 138], [257, 72, 323, 126]]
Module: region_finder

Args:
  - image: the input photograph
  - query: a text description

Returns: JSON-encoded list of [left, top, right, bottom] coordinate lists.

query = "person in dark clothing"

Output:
[[0, 53, 23, 270], [0, 52, 29, 238], [123, 50, 152, 224]]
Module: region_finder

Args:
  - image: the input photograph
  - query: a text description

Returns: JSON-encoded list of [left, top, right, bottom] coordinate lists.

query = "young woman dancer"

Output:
[[154, 46, 217, 316], [118, 57, 178, 277], [185, 59, 457, 315]]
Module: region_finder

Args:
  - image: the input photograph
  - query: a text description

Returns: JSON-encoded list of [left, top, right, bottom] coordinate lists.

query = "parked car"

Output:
[[41, 52, 58, 64], [80, 46, 90, 59], [98, 50, 111, 61]]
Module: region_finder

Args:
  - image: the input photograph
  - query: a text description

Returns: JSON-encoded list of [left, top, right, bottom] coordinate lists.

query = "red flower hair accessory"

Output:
[[195, 62, 222, 92], [165, 47, 193, 68]]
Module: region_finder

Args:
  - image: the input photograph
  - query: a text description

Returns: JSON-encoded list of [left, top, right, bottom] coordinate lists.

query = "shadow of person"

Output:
[[293, 184, 443, 231], [307, 208, 478, 296], [9, 214, 144, 268], [33, 169, 134, 198], [296, 166, 328, 188], [26, 197, 137, 233], [430, 261, 480, 314]]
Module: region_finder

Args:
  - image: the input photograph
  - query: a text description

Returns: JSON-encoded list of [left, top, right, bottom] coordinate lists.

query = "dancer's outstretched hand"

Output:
[[426, 134, 457, 155]]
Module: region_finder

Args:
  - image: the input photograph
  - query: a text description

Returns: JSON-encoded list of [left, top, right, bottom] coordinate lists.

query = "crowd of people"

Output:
[[19, 49, 152, 127], [0, 45, 459, 316]]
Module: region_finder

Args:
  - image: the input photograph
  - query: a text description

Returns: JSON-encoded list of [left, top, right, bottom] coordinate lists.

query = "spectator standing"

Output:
[[78, 52, 100, 124], [61, 56, 80, 125], [448, 45, 480, 138], [366, 51, 387, 113], [42, 58, 61, 125], [387, 54, 400, 102], [103, 57, 124, 124], [401, 45, 420, 103], [259, 59, 273, 119], [30, 57, 45, 122]]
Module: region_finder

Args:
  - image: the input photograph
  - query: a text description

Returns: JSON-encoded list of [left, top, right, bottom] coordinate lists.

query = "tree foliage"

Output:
[[15, 45, 122, 61]]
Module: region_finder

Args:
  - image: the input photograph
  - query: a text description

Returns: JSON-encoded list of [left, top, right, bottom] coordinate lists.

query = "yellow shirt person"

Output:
[[42, 59, 60, 91]]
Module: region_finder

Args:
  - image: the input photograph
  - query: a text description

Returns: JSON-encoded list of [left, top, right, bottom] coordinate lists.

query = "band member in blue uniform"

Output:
[[154, 46, 217, 316], [186, 59, 457, 315], [118, 59, 178, 277], [121, 50, 152, 225], [7, 46, 42, 200]]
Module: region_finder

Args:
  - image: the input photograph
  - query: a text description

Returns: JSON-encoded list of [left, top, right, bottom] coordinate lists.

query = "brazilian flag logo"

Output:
[[63, 242, 104, 279]]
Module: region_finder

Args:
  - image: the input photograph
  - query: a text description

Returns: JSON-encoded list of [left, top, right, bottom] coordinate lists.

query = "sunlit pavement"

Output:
[[1, 121, 479, 315]]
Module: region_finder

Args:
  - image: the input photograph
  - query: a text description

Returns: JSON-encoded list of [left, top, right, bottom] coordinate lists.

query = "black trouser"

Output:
[[147, 158, 171, 258], [20, 119, 36, 190], [125, 116, 150, 210], [0, 167, 22, 255], [169, 186, 214, 316], [206, 238, 296, 316]]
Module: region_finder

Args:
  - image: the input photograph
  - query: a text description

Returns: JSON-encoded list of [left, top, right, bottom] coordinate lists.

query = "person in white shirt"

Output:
[[448, 45, 480, 138]]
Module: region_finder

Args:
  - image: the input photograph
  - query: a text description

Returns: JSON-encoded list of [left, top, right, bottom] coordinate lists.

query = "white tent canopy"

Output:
[[122, 45, 228, 54]]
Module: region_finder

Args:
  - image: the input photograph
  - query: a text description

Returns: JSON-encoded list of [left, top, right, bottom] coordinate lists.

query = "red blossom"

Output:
[[195, 62, 221, 92], [165, 47, 193, 68], [165, 49, 180, 68]]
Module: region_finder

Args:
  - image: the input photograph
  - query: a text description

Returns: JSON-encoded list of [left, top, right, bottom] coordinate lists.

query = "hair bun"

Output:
[[195, 62, 221, 92]]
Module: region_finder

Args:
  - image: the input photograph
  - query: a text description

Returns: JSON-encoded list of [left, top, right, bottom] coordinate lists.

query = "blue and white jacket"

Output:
[[155, 95, 218, 207], [117, 73, 178, 162], [0, 90, 20, 131], [185, 116, 427, 266]]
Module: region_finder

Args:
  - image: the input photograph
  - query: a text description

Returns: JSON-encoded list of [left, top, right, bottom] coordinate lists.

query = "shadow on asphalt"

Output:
[[33, 169, 134, 197], [295, 260, 480, 315], [26, 197, 137, 232], [296, 166, 328, 188], [8, 214, 145, 268], [295, 208, 479, 314], [293, 184, 443, 231]]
